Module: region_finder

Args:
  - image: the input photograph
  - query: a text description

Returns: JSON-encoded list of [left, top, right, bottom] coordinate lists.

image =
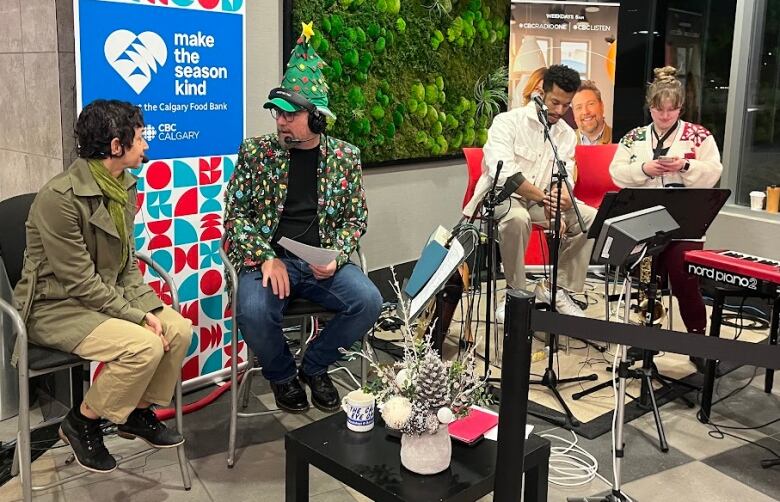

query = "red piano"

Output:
[[685, 249, 780, 295], [684, 249, 780, 424]]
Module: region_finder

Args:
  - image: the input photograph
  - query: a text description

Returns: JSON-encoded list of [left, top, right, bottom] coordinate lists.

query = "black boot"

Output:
[[270, 378, 309, 413], [690, 356, 723, 377], [299, 369, 340, 412], [117, 407, 185, 448], [59, 408, 116, 473]]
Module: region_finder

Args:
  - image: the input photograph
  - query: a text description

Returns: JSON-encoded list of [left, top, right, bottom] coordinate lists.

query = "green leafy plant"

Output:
[[474, 65, 508, 121]]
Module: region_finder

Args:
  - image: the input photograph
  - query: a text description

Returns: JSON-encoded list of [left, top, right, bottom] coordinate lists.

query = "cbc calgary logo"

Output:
[[141, 124, 157, 142], [104, 30, 167, 95]]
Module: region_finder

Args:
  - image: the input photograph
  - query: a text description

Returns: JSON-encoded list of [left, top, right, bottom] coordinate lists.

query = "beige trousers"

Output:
[[72, 306, 192, 424], [496, 196, 597, 292]]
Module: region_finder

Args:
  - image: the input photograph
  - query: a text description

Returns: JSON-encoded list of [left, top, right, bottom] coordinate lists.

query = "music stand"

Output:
[[569, 206, 679, 502], [577, 188, 729, 448], [404, 229, 477, 324], [588, 187, 730, 241]]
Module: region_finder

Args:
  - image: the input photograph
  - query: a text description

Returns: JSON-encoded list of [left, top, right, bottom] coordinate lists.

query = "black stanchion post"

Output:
[[494, 290, 534, 501]]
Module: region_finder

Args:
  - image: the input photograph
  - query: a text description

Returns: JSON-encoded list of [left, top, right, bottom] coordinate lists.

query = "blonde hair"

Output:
[[646, 66, 684, 110], [521, 67, 547, 105]]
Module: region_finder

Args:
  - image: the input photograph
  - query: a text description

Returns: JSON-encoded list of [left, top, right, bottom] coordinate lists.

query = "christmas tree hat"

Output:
[[264, 22, 334, 118]]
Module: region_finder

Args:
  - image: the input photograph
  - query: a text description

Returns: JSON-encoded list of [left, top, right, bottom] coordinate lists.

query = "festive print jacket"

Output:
[[224, 134, 367, 270]]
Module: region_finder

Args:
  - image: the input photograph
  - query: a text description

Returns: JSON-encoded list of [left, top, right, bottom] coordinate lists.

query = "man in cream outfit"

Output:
[[463, 65, 596, 321]]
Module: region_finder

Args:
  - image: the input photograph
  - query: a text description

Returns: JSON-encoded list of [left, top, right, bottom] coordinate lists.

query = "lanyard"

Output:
[[651, 121, 679, 159]]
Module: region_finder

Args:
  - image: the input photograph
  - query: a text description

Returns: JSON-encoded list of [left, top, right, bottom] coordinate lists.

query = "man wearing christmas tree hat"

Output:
[[224, 22, 381, 413]]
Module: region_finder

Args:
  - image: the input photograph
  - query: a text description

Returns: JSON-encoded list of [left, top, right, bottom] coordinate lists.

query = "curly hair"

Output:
[[75, 99, 144, 159], [542, 64, 581, 94], [646, 66, 684, 110]]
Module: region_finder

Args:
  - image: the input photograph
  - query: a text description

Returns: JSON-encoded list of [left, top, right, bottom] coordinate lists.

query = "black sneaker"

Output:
[[299, 370, 340, 412], [59, 408, 116, 473], [270, 378, 310, 413], [117, 407, 184, 448]]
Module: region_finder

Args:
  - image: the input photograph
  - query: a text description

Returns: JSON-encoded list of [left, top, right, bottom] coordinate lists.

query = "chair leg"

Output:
[[17, 363, 32, 501], [174, 379, 192, 490], [360, 336, 369, 387], [240, 368, 256, 409], [227, 342, 240, 468]]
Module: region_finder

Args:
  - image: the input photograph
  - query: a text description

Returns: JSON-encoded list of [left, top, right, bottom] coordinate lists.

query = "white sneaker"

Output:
[[534, 281, 552, 304], [495, 300, 505, 324], [555, 290, 586, 317], [534, 281, 586, 317]]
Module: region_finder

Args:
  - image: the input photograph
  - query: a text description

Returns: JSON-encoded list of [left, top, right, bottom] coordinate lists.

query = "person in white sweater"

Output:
[[609, 66, 723, 373], [464, 65, 596, 320]]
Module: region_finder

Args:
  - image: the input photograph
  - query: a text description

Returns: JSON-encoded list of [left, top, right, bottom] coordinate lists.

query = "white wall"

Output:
[[247, 2, 468, 270]]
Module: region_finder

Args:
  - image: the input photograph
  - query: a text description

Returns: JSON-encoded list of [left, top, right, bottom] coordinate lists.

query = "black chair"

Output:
[[0, 193, 191, 500], [219, 234, 372, 468]]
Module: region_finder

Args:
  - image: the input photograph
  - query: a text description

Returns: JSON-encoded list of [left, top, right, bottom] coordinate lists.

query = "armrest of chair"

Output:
[[136, 252, 180, 312], [218, 234, 239, 315], [356, 249, 369, 277], [1, 296, 27, 368]]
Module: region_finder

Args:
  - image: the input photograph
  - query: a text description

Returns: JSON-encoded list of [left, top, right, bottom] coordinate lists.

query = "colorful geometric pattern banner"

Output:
[[75, 0, 246, 386]]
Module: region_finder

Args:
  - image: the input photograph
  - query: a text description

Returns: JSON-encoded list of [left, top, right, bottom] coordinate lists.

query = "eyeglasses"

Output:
[[270, 108, 301, 121]]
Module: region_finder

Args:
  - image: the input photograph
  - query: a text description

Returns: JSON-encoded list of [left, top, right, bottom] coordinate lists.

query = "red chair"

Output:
[[462, 148, 549, 267], [462, 147, 484, 209], [573, 144, 619, 208]]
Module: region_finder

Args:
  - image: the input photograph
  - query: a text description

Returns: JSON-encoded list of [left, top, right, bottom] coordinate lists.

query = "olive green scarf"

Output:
[[88, 159, 129, 268]]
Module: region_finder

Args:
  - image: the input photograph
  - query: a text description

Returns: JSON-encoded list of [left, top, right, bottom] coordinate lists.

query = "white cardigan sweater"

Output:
[[609, 120, 723, 188]]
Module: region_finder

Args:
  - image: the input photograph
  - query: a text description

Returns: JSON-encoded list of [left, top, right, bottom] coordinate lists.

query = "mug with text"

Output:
[[341, 389, 375, 432]]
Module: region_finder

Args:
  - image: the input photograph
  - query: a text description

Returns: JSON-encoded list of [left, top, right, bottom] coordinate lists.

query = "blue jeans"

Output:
[[236, 259, 382, 384]]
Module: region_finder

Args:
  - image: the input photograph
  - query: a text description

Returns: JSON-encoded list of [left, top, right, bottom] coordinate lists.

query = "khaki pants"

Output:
[[497, 196, 597, 292], [72, 306, 192, 424]]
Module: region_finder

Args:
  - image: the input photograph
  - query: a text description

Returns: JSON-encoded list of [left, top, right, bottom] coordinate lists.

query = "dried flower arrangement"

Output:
[[344, 270, 491, 436]]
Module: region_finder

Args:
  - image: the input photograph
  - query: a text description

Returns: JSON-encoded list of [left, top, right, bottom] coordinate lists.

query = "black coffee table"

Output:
[[285, 412, 550, 502]]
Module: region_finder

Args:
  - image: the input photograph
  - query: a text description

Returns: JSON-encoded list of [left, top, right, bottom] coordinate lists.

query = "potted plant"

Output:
[[344, 273, 491, 475]]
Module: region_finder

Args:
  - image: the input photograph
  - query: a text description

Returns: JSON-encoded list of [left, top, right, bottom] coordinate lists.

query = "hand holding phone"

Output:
[[657, 155, 677, 163]]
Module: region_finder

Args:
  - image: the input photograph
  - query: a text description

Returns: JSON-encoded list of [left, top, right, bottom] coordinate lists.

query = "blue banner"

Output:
[[76, 0, 244, 160]]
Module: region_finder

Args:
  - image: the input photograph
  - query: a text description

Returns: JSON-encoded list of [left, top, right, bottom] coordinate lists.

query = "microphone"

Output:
[[141, 154, 150, 164], [531, 92, 549, 127], [494, 172, 528, 205], [283, 135, 317, 146], [530, 92, 547, 112]]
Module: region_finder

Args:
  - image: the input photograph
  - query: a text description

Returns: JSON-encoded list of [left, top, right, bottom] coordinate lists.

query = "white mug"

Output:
[[341, 390, 375, 432]]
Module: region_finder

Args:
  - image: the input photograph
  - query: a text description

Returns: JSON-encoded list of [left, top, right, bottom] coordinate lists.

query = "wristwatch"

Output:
[[681, 160, 691, 173]]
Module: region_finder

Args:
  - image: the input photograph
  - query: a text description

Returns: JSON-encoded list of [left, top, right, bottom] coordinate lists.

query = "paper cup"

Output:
[[766, 186, 780, 213], [341, 390, 375, 432], [750, 191, 766, 211]]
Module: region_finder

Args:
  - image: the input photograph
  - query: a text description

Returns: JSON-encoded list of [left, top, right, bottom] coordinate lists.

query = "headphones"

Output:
[[268, 87, 327, 134]]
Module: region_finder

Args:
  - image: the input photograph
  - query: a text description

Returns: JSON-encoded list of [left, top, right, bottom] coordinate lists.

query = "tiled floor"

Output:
[[1, 366, 777, 502], [1, 280, 779, 501]]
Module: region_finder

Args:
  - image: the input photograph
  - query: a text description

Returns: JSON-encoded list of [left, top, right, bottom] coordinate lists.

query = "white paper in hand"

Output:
[[277, 237, 340, 266]]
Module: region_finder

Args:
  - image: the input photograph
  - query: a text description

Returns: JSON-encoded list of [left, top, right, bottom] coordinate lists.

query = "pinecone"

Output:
[[416, 352, 448, 410]]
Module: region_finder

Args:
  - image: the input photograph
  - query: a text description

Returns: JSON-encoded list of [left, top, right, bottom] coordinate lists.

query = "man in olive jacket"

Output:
[[13, 100, 192, 473]]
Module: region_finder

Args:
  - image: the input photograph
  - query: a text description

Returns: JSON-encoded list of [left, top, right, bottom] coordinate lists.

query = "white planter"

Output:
[[399, 425, 452, 475]]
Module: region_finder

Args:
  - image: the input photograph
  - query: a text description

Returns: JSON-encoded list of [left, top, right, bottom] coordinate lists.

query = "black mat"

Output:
[[527, 358, 749, 440]]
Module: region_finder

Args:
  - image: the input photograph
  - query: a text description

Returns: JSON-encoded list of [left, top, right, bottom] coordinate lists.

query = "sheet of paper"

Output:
[[277, 237, 340, 266], [471, 405, 534, 441], [409, 238, 465, 320]]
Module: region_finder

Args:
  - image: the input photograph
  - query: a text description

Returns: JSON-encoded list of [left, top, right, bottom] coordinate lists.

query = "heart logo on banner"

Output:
[[104, 30, 168, 95]]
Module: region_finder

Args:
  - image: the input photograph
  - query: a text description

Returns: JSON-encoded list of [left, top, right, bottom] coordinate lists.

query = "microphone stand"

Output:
[[478, 161, 504, 383], [528, 107, 597, 428]]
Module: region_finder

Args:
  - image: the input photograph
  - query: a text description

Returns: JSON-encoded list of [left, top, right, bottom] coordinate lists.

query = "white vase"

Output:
[[400, 425, 452, 475]]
